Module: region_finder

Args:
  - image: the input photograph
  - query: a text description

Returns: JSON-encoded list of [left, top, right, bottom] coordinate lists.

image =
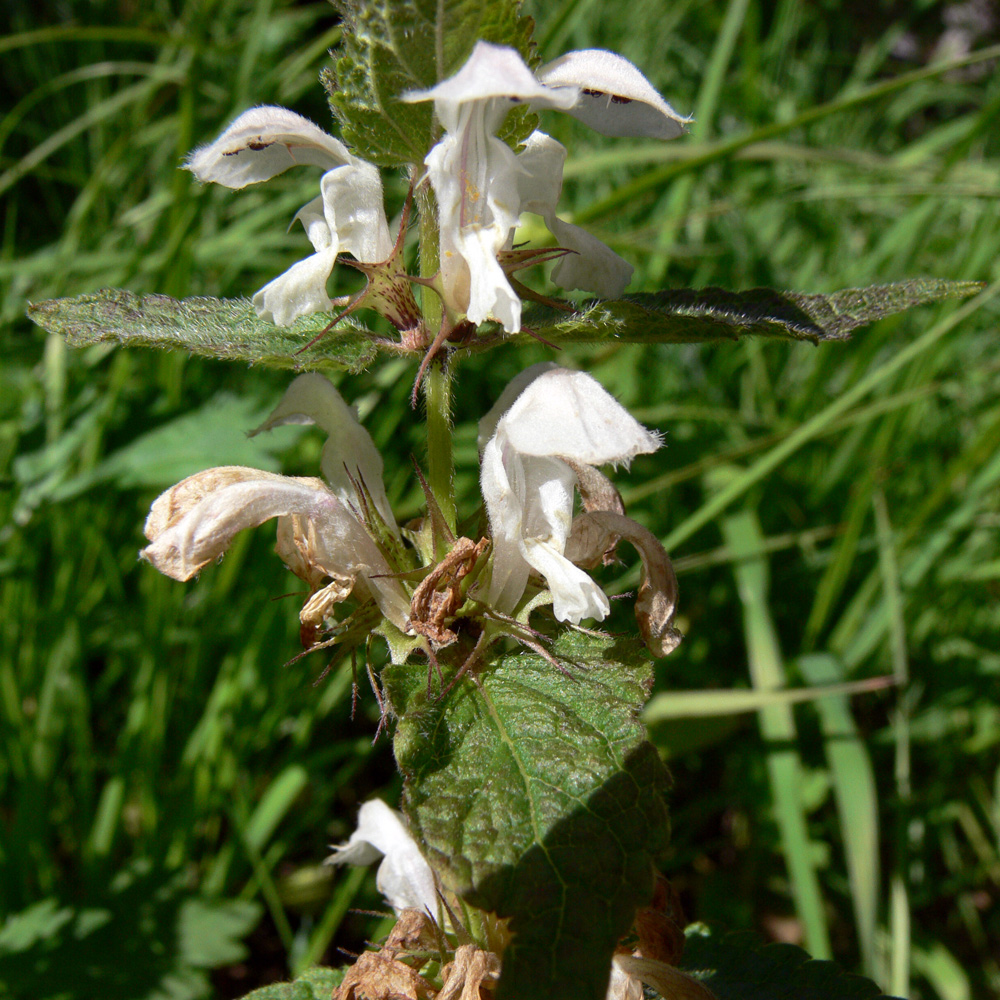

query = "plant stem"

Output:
[[423, 358, 457, 542], [415, 174, 457, 541], [417, 180, 441, 325]]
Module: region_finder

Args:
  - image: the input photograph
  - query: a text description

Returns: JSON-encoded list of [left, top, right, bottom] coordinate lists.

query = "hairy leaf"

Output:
[[383, 631, 670, 1000], [327, 0, 537, 166], [487, 279, 983, 348], [26, 290, 378, 373], [680, 927, 903, 1000]]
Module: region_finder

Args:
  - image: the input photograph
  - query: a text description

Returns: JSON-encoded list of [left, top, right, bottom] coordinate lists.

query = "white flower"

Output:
[[327, 799, 439, 915], [403, 43, 690, 332], [402, 44, 578, 332], [515, 130, 634, 299], [185, 106, 392, 327], [479, 365, 661, 623], [250, 372, 396, 529], [140, 374, 410, 631]]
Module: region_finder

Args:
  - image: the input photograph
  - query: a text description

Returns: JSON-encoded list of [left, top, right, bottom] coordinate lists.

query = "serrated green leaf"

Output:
[[26, 290, 379, 373], [680, 926, 902, 1000], [485, 280, 983, 349], [328, 0, 537, 166], [384, 631, 670, 1000], [238, 966, 344, 1000]]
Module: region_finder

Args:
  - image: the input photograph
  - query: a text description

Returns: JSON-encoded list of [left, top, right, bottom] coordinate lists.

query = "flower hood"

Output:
[[479, 364, 661, 623], [186, 106, 392, 326]]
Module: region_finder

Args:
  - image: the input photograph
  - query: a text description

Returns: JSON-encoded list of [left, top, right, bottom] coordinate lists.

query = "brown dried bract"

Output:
[[277, 513, 358, 647], [566, 510, 683, 658], [437, 944, 501, 1000], [382, 908, 439, 957], [562, 461, 626, 567], [407, 538, 489, 647], [300, 576, 354, 627], [334, 950, 437, 1000], [614, 876, 717, 1000]]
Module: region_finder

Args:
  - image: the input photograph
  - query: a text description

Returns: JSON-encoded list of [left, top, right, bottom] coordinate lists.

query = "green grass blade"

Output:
[[648, 0, 751, 280], [798, 653, 880, 978], [643, 675, 892, 722], [722, 505, 832, 960], [244, 765, 310, 853], [911, 943, 971, 1000], [874, 488, 912, 999], [85, 775, 126, 860], [293, 864, 368, 975]]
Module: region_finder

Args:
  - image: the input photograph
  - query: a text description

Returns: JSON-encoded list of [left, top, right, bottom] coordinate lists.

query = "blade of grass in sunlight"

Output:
[[643, 675, 893, 722], [873, 488, 912, 999], [911, 944, 972, 1000], [831, 416, 1000, 669], [720, 504, 832, 960], [798, 653, 880, 979]]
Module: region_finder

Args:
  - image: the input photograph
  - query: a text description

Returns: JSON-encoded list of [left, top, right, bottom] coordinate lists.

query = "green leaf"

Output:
[[384, 631, 670, 1000], [177, 898, 263, 967], [238, 966, 345, 1000], [327, 0, 537, 166], [26, 290, 378, 373], [680, 926, 902, 1000], [494, 280, 983, 348]]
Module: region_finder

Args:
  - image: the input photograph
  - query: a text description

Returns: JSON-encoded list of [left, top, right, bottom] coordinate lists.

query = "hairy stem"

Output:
[[424, 359, 457, 543], [417, 180, 441, 324], [416, 174, 456, 542]]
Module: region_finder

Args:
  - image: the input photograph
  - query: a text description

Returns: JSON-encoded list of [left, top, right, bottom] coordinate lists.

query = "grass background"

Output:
[[2, 0, 999, 997]]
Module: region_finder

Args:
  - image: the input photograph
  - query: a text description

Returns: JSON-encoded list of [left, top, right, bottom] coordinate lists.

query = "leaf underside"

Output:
[[383, 632, 671, 1000], [328, 0, 538, 166], [26, 290, 378, 374], [497, 279, 984, 348], [680, 927, 904, 1000]]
